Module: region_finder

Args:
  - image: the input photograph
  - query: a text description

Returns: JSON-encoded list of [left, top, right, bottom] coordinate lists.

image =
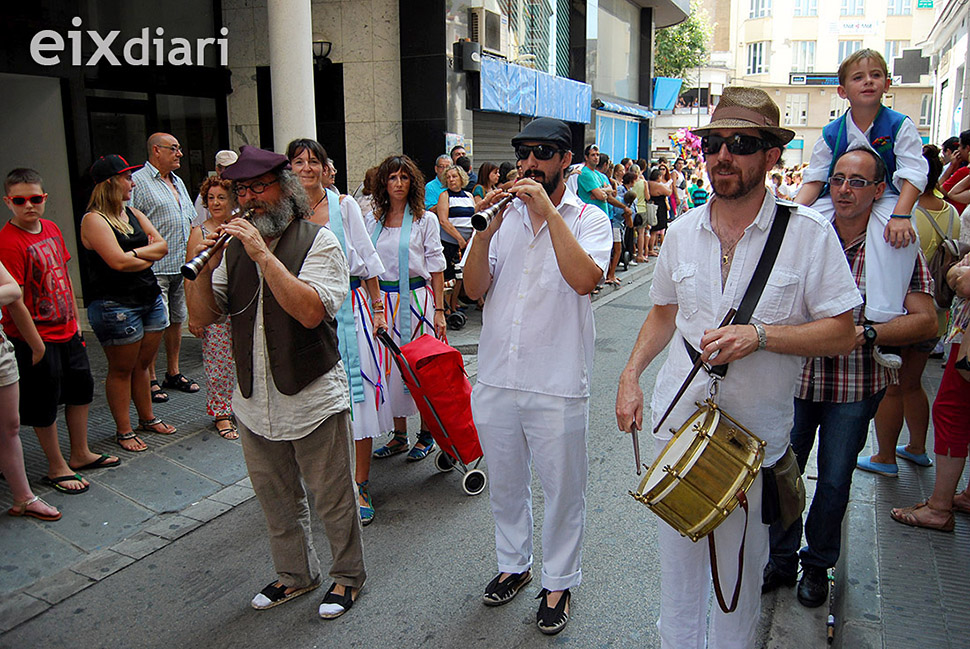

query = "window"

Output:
[[884, 40, 909, 69], [792, 41, 816, 72], [887, 0, 911, 15], [785, 94, 809, 126], [793, 0, 818, 16], [830, 94, 849, 119], [838, 40, 862, 63], [750, 0, 771, 18], [919, 94, 933, 127], [840, 0, 864, 15], [747, 42, 769, 75]]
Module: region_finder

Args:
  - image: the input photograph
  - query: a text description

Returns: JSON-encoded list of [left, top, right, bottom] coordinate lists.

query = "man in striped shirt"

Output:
[[764, 147, 937, 608], [131, 133, 200, 399]]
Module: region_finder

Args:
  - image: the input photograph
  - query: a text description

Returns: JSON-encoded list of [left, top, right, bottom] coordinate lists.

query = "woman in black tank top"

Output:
[[79, 154, 176, 452]]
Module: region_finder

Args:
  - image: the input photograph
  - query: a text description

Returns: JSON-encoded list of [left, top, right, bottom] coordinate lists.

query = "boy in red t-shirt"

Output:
[[1, 168, 120, 494]]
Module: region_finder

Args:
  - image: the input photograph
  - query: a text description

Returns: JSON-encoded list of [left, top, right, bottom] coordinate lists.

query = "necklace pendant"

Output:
[[722, 253, 729, 265]]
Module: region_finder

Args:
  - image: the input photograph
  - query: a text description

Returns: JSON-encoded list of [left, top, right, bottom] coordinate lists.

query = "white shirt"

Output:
[[329, 196, 384, 279], [365, 211, 446, 281], [803, 108, 928, 195], [211, 226, 351, 441], [477, 187, 612, 398], [649, 192, 862, 465]]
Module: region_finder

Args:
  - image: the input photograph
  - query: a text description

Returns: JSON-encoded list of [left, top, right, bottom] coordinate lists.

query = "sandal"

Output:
[[407, 430, 435, 462], [536, 588, 571, 635], [214, 417, 239, 440], [890, 501, 955, 532], [8, 495, 61, 521], [373, 432, 408, 459], [136, 417, 177, 435], [116, 431, 148, 452], [251, 580, 321, 610], [482, 570, 532, 606], [357, 481, 374, 526], [162, 372, 200, 394], [318, 582, 359, 619], [953, 493, 970, 515], [40, 474, 89, 495], [150, 379, 169, 403]]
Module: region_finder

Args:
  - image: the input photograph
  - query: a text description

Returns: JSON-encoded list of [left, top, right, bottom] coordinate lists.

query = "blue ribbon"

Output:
[[326, 188, 365, 404], [369, 205, 415, 343]]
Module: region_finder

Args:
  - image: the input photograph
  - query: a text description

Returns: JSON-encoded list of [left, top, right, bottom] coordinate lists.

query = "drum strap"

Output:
[[708, 489, 748, 614], [683, 204, 792, 378]]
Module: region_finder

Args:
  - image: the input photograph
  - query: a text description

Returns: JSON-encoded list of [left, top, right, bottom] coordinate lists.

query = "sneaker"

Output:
[[629, 260, 638, 266], [873, 345, 902, 369]]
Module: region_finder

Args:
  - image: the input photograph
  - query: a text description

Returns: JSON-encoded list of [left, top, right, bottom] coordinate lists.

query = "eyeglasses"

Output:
[[7, 194, 47, 206], [701, 134, 772, 156], [233, 178, 279, 196], [828, 175, 879, 189], [515, 144, 563, 161], [156, 144, 182, 153]]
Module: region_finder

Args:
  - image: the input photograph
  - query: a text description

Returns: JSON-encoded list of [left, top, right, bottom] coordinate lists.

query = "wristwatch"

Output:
[[862, 324, 878, 345]]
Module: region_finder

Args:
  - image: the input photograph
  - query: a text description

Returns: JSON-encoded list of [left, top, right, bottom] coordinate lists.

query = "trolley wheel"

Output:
[[462, 469, 488, 496], [447, 311, 466, 331], [434, 449, 455, 472]]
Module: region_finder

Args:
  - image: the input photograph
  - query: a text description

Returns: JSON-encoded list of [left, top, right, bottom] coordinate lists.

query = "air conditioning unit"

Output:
[[470, 7, 509, 59]]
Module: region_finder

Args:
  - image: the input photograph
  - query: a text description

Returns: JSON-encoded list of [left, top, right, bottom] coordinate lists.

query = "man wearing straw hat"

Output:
[[615, 87, 861, 649]]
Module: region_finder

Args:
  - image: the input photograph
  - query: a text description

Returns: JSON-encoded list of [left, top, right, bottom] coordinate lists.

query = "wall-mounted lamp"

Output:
[[313, 41, 333, 70]]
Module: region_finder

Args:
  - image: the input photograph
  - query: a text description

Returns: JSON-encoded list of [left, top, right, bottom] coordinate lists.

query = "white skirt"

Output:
[[378, 283, 437, 419], [349, 286, 393, 440]]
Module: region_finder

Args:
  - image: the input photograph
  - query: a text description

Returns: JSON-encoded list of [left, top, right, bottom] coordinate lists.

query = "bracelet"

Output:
[[752, 323, 767, 351], [890, 213, 912, 219], [435, 308, 446, 313], [372, 306, 384, 313], [131, 249, 139, 258]]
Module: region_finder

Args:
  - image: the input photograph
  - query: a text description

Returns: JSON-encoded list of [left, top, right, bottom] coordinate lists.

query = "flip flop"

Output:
[[41, 474, 89, 495], [890, 501, 955, 532], [69, 453, 121, 472]]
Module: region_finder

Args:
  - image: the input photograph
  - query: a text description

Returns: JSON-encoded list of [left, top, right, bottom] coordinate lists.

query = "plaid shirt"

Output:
[[797, 227, 934, 403], [131, 162, 195, 274]]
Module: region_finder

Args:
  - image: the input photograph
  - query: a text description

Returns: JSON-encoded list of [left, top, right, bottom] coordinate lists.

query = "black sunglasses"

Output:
[[515, 144, 564, 161], [7, 194, 47, 206], [701, 134, 773, 156], [233, 178, 279, 196], [828, 175, 879, 189]]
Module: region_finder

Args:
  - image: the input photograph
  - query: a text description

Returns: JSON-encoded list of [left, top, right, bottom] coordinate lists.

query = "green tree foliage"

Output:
[[654, 2, 713, 82]]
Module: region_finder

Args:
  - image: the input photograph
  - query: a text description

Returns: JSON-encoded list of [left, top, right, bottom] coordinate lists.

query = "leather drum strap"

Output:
[[708, 490, 749, 614]]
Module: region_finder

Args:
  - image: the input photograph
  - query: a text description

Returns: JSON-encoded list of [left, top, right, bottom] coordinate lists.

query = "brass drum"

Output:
[[631, 399, 765, 542]]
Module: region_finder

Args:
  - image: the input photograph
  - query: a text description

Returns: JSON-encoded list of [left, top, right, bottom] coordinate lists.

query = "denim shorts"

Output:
[[88, 295, 169, 347]]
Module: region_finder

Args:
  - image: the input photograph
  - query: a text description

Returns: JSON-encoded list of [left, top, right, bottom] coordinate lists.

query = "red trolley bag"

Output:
[[377, 331, 487, 496]]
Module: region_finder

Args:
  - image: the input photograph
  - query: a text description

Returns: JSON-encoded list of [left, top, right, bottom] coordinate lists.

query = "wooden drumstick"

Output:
[[631, 420, 642, 475], [652, 308, 737, 435]]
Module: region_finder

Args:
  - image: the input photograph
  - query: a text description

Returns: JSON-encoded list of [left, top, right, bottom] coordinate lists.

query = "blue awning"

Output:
[[594, 98, 655, 119], [653, 77, 683, 111]]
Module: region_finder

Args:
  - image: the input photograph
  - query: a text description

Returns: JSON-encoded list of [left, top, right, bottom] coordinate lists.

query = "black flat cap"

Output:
[[511, 117, 572, 150]]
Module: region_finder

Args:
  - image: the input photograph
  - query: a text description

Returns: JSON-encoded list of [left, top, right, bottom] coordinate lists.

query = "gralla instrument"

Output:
[[181, 209, 253, 280]]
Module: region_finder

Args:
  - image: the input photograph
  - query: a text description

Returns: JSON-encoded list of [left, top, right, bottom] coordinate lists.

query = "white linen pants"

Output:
[[811, 192, 918, 322], [471, 384, 588, 591], [655, 440, 768, 649]]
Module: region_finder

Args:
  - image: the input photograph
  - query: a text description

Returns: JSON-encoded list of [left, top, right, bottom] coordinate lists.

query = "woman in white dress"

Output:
[[366, 155, 447, 464], [287, 138, 389, 526]]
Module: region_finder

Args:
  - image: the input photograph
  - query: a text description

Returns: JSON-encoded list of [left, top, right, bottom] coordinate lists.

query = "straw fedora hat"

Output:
[[692, 87, 795, 144]]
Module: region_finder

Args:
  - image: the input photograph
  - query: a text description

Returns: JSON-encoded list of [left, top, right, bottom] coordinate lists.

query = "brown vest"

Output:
[[227, 218, 341, 398]]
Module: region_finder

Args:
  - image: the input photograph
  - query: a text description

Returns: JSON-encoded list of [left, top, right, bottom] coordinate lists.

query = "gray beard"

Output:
[[249, 199, 293, 238]]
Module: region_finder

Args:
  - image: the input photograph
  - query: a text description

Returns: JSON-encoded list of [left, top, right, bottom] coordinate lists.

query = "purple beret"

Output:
[[221, 145, 289, 180]]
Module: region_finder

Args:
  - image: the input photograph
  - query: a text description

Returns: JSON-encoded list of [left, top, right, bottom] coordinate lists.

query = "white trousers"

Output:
[[655, 440, 768, 649], [811, 193, 918, 322], [471, 384, 588, 591]]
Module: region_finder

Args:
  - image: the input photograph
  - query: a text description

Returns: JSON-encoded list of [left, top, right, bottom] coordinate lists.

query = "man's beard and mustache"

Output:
[[523, 168, 562, 197], [709, 162, 765, 200], [246, 198, 293, 238]]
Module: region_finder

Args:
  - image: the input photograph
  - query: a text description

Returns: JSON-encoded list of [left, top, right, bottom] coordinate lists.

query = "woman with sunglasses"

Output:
[[80, 155, 176, 452], [0, 259, 60, 521], [287, 138, 389, 525], [367, 155, 446, 464], [186, 176, 239, 440]]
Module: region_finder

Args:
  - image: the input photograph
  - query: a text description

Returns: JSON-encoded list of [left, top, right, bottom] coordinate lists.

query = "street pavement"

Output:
[[1, 257, 967, 648]]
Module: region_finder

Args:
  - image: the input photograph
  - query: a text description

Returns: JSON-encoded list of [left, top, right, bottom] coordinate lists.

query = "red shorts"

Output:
[[932, 347, 970, 458]]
